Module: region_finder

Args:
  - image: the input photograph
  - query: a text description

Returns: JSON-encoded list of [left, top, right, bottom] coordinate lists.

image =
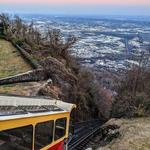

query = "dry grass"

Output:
[[0, 82, 45, 96], [0, 39, 32, 78], [98, 118, 150, 150]]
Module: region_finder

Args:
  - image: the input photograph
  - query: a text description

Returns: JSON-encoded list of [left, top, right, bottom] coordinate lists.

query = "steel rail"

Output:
[[68, 119, 104, 150]]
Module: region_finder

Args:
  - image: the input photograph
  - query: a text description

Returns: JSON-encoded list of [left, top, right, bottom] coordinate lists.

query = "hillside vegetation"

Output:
[[98, 45, 150, 150], [1, 13, 149, 121], [112, 59, 150, 118], [0, 14, 112, 120]]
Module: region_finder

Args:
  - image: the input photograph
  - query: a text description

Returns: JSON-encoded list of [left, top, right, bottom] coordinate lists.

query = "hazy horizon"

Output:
[[0, 0, 150, 16]]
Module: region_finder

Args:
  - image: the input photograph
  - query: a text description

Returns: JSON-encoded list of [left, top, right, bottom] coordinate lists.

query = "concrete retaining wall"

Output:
[[0, 69, 48, 85], [14, 44, 43, 69]]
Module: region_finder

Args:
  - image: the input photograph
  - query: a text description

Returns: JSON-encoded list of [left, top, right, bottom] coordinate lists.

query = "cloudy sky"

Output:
[[0, 0, 150, 16]]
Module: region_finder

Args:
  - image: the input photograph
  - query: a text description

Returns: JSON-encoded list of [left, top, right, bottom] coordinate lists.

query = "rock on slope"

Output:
[[97, 118, 150, 150]]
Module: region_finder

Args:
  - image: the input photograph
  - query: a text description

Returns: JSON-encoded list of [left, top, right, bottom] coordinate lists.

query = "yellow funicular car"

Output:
[[0, 95, 76, 150]]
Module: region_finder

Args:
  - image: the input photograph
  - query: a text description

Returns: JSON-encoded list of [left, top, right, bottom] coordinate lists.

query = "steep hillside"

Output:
[[97, 118, 150, 150], [0, 14, 112, 120]]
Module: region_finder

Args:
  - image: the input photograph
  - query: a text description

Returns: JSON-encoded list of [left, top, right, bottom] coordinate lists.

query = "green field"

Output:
[[0, 39, 32, 79]]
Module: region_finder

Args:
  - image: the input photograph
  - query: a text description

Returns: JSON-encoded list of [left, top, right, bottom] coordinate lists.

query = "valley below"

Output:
[[22, 15, 150, 73], [0, 14, 150, 150]]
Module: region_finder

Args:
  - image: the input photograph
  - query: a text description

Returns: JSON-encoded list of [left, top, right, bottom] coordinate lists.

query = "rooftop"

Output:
[[0, 95, 75, 120]]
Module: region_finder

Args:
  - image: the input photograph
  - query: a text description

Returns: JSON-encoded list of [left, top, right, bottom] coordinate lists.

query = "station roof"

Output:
[[0, 95, 76, 121]]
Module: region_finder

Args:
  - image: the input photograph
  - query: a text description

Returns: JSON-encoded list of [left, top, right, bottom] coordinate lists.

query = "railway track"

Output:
[[68, 119, 105, 150]]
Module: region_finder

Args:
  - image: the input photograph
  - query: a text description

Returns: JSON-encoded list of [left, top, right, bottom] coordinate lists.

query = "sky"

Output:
[[0, 0, 150, 5], [0, 0, 150, 16]]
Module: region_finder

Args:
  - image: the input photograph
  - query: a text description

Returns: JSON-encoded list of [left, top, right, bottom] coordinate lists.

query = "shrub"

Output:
[[112, 61, 150, 118]]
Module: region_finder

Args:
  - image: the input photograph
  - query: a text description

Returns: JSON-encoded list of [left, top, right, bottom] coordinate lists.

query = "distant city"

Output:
[[21, 14, 150, 72]]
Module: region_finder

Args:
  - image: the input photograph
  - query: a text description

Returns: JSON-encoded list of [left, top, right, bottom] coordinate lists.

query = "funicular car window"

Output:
[[35, 120, 54, 150], [54, 118, 67, 141], [0, 125, 33, 150]]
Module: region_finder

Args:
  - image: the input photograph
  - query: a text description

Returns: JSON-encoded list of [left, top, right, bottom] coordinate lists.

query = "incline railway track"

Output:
[[68, 119, 105, 150]]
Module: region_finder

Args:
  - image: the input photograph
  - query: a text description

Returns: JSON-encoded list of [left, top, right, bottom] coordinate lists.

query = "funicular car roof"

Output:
[[0, 95, 76, 121]]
